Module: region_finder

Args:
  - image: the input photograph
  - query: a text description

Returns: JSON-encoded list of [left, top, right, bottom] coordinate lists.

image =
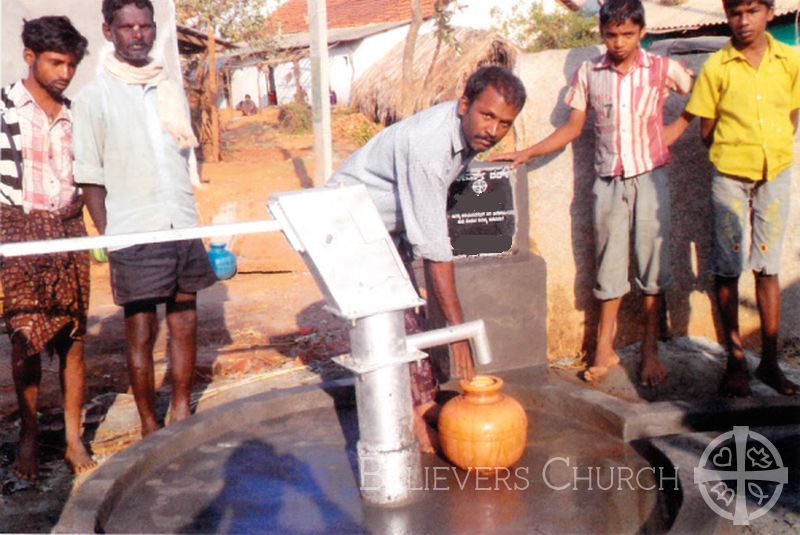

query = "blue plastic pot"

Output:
[[208, 243, 237, 280]]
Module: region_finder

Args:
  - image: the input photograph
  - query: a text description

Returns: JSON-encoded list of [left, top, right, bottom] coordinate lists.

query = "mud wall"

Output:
[[514, 46, 800, 358]]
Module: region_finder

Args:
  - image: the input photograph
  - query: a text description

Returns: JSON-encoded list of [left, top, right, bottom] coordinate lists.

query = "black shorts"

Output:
[[108, 239, 217, 306]]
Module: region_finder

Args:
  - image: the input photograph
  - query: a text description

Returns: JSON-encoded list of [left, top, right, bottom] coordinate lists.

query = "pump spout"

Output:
[[405, 320, 492, 366]]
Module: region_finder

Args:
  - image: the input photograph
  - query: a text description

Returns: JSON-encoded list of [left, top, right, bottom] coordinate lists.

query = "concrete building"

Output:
[[224, 0, 442, 108], [224, 0, 584, 109]]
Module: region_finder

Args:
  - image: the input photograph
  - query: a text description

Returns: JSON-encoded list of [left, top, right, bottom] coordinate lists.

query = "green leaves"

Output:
[[175, 0, 268, 44], [492, 3, 599, 52]]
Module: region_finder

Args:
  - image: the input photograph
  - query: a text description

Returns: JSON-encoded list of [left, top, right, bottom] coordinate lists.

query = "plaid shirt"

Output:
[[4, 81, 76, 212], [566, 49, 693, 178]]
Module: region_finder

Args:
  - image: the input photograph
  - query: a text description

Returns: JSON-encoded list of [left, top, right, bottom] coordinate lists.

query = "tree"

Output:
[[420, 0, 460, 101], [400, 0, 423, 118], [401, 0, 461, 120], [492, 2, 598, 52], [175, 0, 271, 162]]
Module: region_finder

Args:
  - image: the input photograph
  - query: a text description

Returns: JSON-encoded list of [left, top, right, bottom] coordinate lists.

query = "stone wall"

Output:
[[514, 46, 800, 358]]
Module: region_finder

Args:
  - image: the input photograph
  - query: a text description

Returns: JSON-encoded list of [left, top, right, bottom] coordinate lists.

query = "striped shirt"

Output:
[[566, 49, 693, 178], [0, 85, 23, 206], [1, 81, 77, 212]]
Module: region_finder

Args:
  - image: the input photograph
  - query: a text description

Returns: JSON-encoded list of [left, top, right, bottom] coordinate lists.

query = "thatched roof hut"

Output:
[[350, 28, 519, 125]]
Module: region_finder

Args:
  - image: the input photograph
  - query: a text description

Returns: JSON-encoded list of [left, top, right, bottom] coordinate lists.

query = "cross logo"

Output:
[[694, 426, 787, 525], [471, 177, 488, 196]]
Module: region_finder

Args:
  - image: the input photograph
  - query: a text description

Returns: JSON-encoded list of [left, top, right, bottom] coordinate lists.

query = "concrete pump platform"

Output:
[[56, 364, 800, 534]]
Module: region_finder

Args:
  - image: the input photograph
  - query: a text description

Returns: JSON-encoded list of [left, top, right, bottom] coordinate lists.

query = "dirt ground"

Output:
[[0, 107, 366, 533]]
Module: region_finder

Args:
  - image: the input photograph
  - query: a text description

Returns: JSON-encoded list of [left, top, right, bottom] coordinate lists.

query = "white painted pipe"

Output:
[[405, 319, 493, 366], [0, 220, 283, 257]]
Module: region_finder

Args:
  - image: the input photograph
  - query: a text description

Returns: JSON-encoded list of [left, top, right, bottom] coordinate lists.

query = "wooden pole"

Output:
[[206, 25, 221, 162], [307, 0, 333, 186]]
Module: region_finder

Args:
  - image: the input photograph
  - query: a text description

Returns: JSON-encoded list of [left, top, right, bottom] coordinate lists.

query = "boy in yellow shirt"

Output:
[[685, 0, 800, 396]]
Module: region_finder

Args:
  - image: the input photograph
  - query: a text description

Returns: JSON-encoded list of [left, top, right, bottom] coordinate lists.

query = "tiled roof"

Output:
[[267, 0, 438, 34], [646, 0, 798, 33]]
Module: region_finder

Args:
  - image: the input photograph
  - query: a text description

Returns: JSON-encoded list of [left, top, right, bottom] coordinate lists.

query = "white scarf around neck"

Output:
[[103, 54, 198, 151]]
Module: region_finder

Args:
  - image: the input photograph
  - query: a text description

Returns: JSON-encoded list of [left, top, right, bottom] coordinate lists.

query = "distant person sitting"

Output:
[[236, 94, 257, 116]]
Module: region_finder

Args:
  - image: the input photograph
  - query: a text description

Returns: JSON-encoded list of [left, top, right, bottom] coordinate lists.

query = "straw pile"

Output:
[[350, 27, 519, 125]]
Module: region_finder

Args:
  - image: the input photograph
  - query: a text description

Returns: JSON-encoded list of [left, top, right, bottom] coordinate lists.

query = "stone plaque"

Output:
[[447, 161, 517, 257]]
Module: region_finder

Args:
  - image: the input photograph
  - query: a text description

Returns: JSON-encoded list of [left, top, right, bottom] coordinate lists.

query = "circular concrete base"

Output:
[[56, 374, 673, 534]]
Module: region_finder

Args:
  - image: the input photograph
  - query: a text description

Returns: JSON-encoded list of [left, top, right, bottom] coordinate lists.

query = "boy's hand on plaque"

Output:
[[486, 150, 530, 169]]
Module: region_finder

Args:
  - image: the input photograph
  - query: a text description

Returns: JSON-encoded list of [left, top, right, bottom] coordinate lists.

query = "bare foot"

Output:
[[140, 419, 161, 438], [167, 403, 192, 426], [593, 347, 620, 369], [583, 350, 620, 384], [416, 401, 440, 427], [755, 364, 799, 396], [413, 405, 439, 454], [639, 344, 666, 387], [719, 363, 751, 397], [12, 428, 39, 482], [64, 443, 97, 475]]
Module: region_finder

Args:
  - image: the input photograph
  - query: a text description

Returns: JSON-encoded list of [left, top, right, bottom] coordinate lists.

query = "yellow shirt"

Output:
[[685, 34, 800, 181]]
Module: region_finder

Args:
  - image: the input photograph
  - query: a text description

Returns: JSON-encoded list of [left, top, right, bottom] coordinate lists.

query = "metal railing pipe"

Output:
[[0, 220, 282, 257]]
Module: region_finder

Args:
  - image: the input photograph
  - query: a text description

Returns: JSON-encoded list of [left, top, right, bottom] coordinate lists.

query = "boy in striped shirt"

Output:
[[491, 0, 692, 386]]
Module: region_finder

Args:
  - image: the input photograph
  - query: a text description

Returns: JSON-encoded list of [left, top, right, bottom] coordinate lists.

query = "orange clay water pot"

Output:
[[438, 375, 528, 471]]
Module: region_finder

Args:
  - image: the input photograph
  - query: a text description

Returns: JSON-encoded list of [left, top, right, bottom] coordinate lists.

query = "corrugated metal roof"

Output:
[[646, 0, 799, 33]]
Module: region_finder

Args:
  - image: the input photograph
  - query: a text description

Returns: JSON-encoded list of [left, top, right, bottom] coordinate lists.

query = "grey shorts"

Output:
[[711, 167, 791, 277], [108, 239, 217, 306], [593, 166, 672, 300]]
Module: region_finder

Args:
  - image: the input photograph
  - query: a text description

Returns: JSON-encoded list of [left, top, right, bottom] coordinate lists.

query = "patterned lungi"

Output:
[[405, 308, 438, 406], [0, 198, 90, 356], [394, 236, 440, 407]]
